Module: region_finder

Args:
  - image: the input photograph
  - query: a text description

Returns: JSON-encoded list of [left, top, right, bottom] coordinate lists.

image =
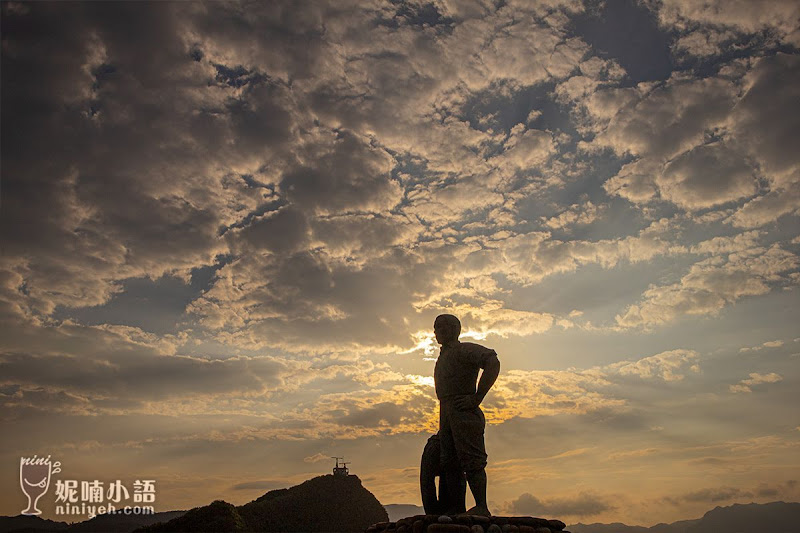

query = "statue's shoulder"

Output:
[[456, 342, 497, 368], [459, 341, 494, 352]]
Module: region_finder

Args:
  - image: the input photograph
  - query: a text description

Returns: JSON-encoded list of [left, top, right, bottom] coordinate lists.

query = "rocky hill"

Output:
[[137, 474, 387, 532]]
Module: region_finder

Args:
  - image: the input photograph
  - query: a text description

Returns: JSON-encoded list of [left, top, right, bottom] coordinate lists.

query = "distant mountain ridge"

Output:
[[569, 501, 800, 533], [384, 504, 425, 522]]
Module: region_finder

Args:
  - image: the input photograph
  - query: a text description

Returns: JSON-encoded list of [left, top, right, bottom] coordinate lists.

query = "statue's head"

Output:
[[434, 314, 461, 345]]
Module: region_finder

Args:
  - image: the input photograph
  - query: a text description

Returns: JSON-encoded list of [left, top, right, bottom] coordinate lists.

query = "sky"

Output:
[[1, 0, 799, 527]]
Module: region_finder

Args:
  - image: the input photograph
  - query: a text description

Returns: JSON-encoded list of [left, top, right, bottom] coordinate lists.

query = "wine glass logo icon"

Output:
[[20, 456, 61, 515]]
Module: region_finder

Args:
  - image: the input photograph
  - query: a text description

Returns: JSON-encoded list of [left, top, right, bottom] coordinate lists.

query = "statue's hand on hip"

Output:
[[454, 394, 480, 411]]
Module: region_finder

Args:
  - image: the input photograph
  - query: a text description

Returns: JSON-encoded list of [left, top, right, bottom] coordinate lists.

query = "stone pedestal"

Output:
[[366, 514, 569, 533]]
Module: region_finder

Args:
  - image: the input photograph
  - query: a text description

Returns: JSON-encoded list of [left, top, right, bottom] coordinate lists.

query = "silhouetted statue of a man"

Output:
[[432, 314, 500, 517]]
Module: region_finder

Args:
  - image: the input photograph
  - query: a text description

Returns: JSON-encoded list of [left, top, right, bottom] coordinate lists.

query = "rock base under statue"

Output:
[[366, 514, 569, 533]]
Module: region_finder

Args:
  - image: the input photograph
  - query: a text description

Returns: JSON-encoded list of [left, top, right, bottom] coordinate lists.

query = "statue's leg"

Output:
[[439, 401, 466, 514], [442, 467, 467, 514], [451, 405, 490, 516], [465, 467, 488, 510], [442, 467, 466, 513]]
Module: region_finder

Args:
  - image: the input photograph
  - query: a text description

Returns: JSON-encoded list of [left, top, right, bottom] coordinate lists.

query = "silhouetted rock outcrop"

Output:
[[137, 474, 387, 532], [238, 474, 388, 531], [138, 501, 244, 532]]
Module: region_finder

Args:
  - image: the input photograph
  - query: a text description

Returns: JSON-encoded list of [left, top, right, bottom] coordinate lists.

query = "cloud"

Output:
[[658, 0, 800, 43], [448, 9, 587, 90], [729, 372, 783, 393], [403, 175, 507, 226], [727, 185, 800, 228], [440, 302, 556, 338], [689, 231, 762, 255], [232, 206, 311, 254], [310, 213, 422, 264], [185, 244, 448, 352], [303, 453, 330, 463], [481, 346, 709, 423], [616, 244, 799, 328], [1, 2, 307, 316], [11, 0, 586, 357], [486, 368, 622, 422], [763, 340, 785, 348], [672, 28, 736, 58], [279, 129, 400, 215], [666, 486, 752, 504], [576, 52, 800, 222], [658, 142, 756, 210], [739, 339, 785, 353], [0, 343, 301, 407], [731, 53, 800, 189], [457, 219, 682, 289], [542, 201, 603, 230], [610, 349, 700, 382], [0, 305, 421, 420], [11, 0, 784, 359], [337, 401, 409, 428], [592, 76, 751, 209], [505, 491, 614, 518], [286, 382, 439, 438], [605, 138, 761, 211], [591, 76, 737, 161], [602, 158, 662, 204], [663, 480, 800, 505], [2, 334, 703, 440], [492, 124, 556, 172]]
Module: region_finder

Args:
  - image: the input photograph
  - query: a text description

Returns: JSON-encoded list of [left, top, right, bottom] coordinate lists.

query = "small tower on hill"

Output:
[[331, 456, 350, 476]]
